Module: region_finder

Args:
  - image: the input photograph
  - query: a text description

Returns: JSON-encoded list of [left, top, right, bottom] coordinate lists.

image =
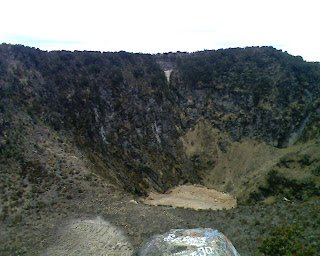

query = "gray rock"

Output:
[[135, 228, 240, 256]]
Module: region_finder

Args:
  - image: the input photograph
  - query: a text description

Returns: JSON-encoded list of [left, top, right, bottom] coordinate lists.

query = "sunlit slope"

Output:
[[180, 119, 320, 201]]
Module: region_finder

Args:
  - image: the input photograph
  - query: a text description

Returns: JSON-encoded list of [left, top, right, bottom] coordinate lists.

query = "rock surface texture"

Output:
[[135, 228, 240, 256]]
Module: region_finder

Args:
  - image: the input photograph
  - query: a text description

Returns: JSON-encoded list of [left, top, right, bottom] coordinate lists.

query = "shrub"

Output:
[[249, 170, 319, 202], [298, 154, 311, 167], [258, 225, 316, 256], [311, 165, 320, 176]]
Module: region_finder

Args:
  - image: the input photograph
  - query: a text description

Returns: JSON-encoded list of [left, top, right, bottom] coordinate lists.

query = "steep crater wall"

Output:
[[1, 44, 320, 198]]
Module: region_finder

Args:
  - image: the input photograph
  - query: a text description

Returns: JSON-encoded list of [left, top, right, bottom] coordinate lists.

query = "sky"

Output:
[[1, 0, 319, 62]]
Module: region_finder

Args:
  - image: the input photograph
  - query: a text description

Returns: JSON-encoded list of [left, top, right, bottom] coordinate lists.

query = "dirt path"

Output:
[[43, 216, 133, 256], [142, 185, 237, 210]]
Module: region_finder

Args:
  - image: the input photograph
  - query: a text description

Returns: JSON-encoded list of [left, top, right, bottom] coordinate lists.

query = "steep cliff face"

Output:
[[0, 44, 196, 196], [170, 47, 320, 147], [1, 44, 320, 198], [169, 47, 320, 199]]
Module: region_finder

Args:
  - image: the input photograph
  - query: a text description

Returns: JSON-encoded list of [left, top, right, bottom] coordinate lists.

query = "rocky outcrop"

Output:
[[135, 228, 240, 256]]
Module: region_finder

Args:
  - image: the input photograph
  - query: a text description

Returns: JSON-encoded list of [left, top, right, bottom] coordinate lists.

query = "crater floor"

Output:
[[142, 185, 237, 210]]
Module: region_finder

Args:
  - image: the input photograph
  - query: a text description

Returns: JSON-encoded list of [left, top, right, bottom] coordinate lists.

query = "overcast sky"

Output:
[[1, 0, 319, 62]]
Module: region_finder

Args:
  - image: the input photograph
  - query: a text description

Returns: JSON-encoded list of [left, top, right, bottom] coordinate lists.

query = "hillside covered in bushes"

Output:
[[1, 44, 320, 255]]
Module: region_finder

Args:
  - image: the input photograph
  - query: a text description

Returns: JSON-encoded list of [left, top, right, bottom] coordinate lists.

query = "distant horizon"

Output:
[[1, 0, 319, 62], [3, 42, 317, 64]]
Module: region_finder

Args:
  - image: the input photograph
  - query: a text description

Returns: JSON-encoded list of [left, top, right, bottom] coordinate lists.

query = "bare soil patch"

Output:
[[43, 217, 133, 256], [142, 185, 237, 210], [164, 69, 173, 82]]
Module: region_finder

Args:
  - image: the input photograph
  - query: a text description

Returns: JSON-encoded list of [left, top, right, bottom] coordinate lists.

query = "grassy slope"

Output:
[[179, 119, 320, 202]]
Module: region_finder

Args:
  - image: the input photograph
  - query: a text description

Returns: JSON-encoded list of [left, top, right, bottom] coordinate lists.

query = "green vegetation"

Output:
[[249, 170, 320, 202], [1, 44, 320, 255], [172, 46, 320, 147], [312, 165, 320, 176], [258, 225, 316, 255]]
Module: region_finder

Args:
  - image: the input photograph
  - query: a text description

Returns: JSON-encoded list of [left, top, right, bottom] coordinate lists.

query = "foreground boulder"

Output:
[[135, 228, 240, 255]]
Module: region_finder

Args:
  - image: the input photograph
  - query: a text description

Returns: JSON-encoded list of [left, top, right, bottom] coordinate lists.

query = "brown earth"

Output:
[[43, 217, 133, 256], [1, 115, 320, 255], [1, 176, 320, 256], [143, 185, 237, 210]]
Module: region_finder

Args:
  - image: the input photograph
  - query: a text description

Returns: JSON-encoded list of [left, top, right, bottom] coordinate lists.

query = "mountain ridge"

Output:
[[1, 43, 320, 255], [1, 44, 320, 197]]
